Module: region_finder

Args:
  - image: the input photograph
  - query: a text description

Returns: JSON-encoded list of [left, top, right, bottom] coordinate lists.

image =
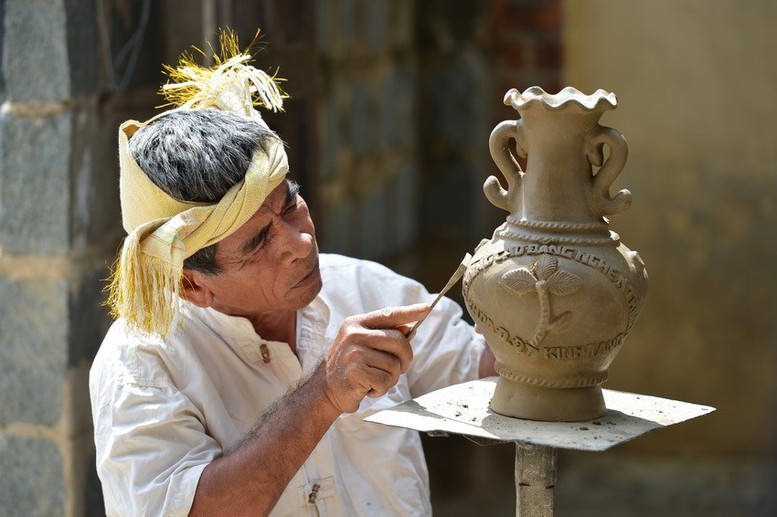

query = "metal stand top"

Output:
[[365, 377, 714, 452], [366, 377, 715, 516]]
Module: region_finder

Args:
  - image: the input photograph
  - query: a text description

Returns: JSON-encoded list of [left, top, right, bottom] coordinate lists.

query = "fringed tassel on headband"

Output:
[[106, 237, 182, 336], [160, 28, 287, 114]]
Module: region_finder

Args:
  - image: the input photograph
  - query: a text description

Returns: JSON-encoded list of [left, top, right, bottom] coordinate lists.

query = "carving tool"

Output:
[[406, 253, 472, 338]]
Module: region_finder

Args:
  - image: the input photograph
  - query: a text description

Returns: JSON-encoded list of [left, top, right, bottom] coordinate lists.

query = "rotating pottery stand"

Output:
[[365, 377, 714, 516]]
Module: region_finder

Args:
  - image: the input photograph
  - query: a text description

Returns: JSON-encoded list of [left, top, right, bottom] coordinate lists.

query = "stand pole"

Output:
[[515, 444, 557, 517]]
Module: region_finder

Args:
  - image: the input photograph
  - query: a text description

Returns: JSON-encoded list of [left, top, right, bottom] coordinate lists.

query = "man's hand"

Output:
[[322, 304, 431, 413]]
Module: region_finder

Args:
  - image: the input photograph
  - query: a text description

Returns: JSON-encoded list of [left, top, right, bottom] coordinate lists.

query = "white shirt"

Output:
[[90, 254, 485, 516]]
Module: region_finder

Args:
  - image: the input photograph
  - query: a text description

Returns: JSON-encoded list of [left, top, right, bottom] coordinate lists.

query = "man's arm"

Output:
[[479, 345, 497, 378], [189, 304, 430, 516]]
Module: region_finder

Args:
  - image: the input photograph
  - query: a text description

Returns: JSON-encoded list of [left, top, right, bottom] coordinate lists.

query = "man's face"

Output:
[[191, 178, 322, 321]]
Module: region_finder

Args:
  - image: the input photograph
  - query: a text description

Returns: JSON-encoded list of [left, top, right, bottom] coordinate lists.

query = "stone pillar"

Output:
[[0, 1, 120, 514], [315, 0, 420, 264], [414, 0, 499, 288]]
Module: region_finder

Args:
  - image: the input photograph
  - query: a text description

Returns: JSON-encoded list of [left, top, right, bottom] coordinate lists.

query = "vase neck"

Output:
[[518, 110, 602, 224]]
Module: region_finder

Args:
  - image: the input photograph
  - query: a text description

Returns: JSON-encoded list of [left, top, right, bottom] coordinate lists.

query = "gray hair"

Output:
[[128, 109, 280, 274]]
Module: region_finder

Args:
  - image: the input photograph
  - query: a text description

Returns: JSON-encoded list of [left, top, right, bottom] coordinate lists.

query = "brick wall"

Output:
[[492, 0, 563, 102], [0, 1, 109, 515], [0, 1, 171, 514]]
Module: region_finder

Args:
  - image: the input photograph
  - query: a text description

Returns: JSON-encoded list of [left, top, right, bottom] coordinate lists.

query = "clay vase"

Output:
[[462, 86, 648, 421]]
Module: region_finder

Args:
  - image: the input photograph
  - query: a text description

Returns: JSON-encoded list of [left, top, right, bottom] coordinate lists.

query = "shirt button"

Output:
[[308, 483, 320, 503], [260, 343, 271, 364]]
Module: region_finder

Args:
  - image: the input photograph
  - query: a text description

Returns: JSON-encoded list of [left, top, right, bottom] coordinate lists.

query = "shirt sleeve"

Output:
[[93, 380, 221, 516], [405, 293, 487, 397]]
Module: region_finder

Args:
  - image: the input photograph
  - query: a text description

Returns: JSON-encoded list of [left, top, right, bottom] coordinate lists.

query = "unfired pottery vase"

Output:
[[462, 86, 648, 421]]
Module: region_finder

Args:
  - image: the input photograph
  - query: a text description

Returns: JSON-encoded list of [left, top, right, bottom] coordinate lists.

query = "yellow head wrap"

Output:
[[107, 30, 289, 336]]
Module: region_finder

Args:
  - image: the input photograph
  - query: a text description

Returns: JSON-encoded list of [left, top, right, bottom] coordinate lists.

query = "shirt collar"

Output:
[[180, 300, 261, 342], [179, 294, 333, 349]]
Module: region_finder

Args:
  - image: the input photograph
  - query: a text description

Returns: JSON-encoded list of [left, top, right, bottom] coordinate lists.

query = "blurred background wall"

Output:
[[0, 0, 774, 515]]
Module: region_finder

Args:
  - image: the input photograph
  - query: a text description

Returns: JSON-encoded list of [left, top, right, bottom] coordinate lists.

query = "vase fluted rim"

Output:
[[504, 86, 617, 113]]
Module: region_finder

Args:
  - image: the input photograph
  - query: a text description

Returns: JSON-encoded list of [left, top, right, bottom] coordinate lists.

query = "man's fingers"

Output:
[[395, 323, 415, 340], [363, 367, 395, 398], [347, 328, 412, 371], [358, 304, 431, 330], [338, 353, 400, 398]]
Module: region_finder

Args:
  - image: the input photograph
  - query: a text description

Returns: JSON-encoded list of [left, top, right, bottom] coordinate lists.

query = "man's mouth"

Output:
[[296, 257, 320, 286]]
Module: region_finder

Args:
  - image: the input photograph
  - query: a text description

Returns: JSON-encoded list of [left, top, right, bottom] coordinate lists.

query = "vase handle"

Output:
[[587, 126, 632, 216], [486, 119, 526, 213]]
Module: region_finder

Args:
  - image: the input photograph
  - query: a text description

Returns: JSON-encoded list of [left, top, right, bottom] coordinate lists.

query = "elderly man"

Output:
[[90, 35, 494, 516]]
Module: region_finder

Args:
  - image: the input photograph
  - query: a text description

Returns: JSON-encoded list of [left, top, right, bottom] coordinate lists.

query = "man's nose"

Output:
[[278, 219, 313, 262]]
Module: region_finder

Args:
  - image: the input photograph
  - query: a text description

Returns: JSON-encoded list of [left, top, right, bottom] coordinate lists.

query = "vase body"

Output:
[[462, 87, 648, 421]]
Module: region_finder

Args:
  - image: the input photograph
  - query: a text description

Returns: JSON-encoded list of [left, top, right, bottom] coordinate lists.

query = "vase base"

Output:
[[490, 377, 607, 422]]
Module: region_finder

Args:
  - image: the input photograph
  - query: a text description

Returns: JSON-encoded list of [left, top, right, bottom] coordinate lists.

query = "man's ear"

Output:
[[181, 269, 215, 308]]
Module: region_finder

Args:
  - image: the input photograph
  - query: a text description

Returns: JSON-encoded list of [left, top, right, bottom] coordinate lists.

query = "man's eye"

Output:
[[284, 201, 300, 214], [252, 231, 269, 252]]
